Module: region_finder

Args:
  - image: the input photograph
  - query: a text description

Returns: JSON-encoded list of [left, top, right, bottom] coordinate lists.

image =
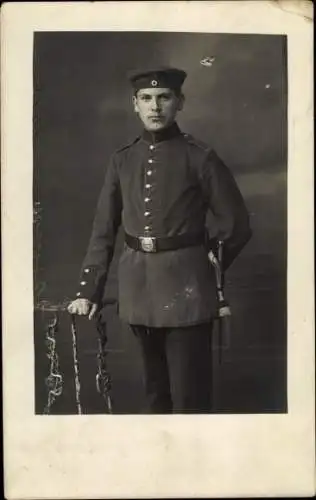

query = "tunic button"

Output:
[[148, 158, 153, 163], [84, 268, 90, 273], [144, 197, 150, 202], [149, 145, 155, 150], [147, 170, 152, 176], [144, 211, 150, 217], [144, 225, 150, 231], [76, 292, 81, 297], [80, 281, 87, 286], [145, 183, 151, 188]]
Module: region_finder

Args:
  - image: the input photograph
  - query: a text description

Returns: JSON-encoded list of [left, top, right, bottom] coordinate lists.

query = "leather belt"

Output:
[[124, 232, 205, 253]]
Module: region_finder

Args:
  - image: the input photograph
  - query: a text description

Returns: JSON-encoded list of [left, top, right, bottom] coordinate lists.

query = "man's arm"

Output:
[[68, 154, 122, 316], [200, 149, 252, 270]]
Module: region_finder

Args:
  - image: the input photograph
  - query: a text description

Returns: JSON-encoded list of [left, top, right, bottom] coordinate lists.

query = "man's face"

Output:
[[133, 88, 184, 131]]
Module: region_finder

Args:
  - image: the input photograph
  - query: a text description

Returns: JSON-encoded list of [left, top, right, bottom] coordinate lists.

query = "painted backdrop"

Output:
[[34, 32, 287, 414]]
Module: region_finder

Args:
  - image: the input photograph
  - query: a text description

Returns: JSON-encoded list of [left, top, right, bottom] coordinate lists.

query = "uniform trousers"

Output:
[[131, 322, 213, 414]]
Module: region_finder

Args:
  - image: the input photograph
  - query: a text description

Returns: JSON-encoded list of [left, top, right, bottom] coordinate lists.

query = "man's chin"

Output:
[[144, 121, 168, 132]]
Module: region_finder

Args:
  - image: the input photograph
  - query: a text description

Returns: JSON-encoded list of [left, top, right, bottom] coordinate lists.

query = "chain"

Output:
[[95, 311, 113, 413], [70, 315, 82, 415], [37, 299, 114, 414], [37, 301, 82, 414], [43, 314, 63, 415]]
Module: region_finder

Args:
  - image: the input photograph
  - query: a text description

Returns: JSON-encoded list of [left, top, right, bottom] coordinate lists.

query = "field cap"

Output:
[[128, 66, 187, 92]]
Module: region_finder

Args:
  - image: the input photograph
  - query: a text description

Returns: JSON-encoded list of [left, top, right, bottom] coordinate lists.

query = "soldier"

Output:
[[68, 67, 252, 414]]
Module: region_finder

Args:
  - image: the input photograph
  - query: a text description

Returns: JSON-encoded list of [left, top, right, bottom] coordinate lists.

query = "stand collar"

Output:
[[141, 122, 182, 144]]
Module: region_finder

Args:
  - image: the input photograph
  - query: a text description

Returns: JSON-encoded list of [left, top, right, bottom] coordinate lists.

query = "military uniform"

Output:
[[75, 68, 251, 413]]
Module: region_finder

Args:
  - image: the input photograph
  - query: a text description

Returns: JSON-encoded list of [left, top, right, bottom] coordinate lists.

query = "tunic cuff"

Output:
[[75, 265, 107, 304]]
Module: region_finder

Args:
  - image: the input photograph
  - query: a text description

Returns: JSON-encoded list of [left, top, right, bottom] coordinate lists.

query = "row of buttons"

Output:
[[76, 268, 90, 297], [144, 145, 156, 233]]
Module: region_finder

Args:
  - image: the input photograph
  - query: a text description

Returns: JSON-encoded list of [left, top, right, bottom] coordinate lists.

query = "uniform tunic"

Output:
[[76, 122, 251, 327]]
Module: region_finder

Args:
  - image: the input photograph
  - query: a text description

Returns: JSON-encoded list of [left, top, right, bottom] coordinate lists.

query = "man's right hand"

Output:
[[67, 298, 98, 320]]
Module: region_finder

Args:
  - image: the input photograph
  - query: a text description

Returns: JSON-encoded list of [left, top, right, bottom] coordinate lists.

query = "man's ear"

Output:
[[132, 95, 139, 113], [177, 93, 185, 111]]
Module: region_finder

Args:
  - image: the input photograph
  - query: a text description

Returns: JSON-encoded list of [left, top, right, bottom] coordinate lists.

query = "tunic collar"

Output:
[[141, 122, 182, 144]]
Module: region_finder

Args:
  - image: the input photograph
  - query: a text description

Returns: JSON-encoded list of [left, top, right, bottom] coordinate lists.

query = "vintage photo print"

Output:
[[2, 1, 314, 498], [33, 31, 287, 416]]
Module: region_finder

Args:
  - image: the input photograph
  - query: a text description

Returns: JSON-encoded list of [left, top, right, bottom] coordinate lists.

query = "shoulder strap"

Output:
[[115, 136, 141, 153], [182, 133, 212, 152]]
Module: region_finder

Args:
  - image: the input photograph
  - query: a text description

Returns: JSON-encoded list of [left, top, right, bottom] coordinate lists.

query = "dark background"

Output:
[[33, 32, 287, 415]]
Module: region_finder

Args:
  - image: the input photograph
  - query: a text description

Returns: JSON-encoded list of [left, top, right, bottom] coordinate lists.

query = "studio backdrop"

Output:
[[33, 32, 287, 415]]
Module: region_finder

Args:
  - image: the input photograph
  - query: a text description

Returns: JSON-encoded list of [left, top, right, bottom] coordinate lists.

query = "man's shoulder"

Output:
[[182, 133, 212, 152], [182, 133, 215, 163], [114, 136, 141, 155]]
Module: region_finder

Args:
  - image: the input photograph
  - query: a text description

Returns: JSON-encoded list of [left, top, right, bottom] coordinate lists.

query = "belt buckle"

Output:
[[140, 236, 156, 253]]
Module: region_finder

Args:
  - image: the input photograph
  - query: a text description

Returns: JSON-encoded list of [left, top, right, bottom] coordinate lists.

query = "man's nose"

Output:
[[150, 97, 160, 111]]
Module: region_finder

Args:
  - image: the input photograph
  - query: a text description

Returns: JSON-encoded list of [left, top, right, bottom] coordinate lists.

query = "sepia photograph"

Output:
[[34, 31, 287, 416]]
